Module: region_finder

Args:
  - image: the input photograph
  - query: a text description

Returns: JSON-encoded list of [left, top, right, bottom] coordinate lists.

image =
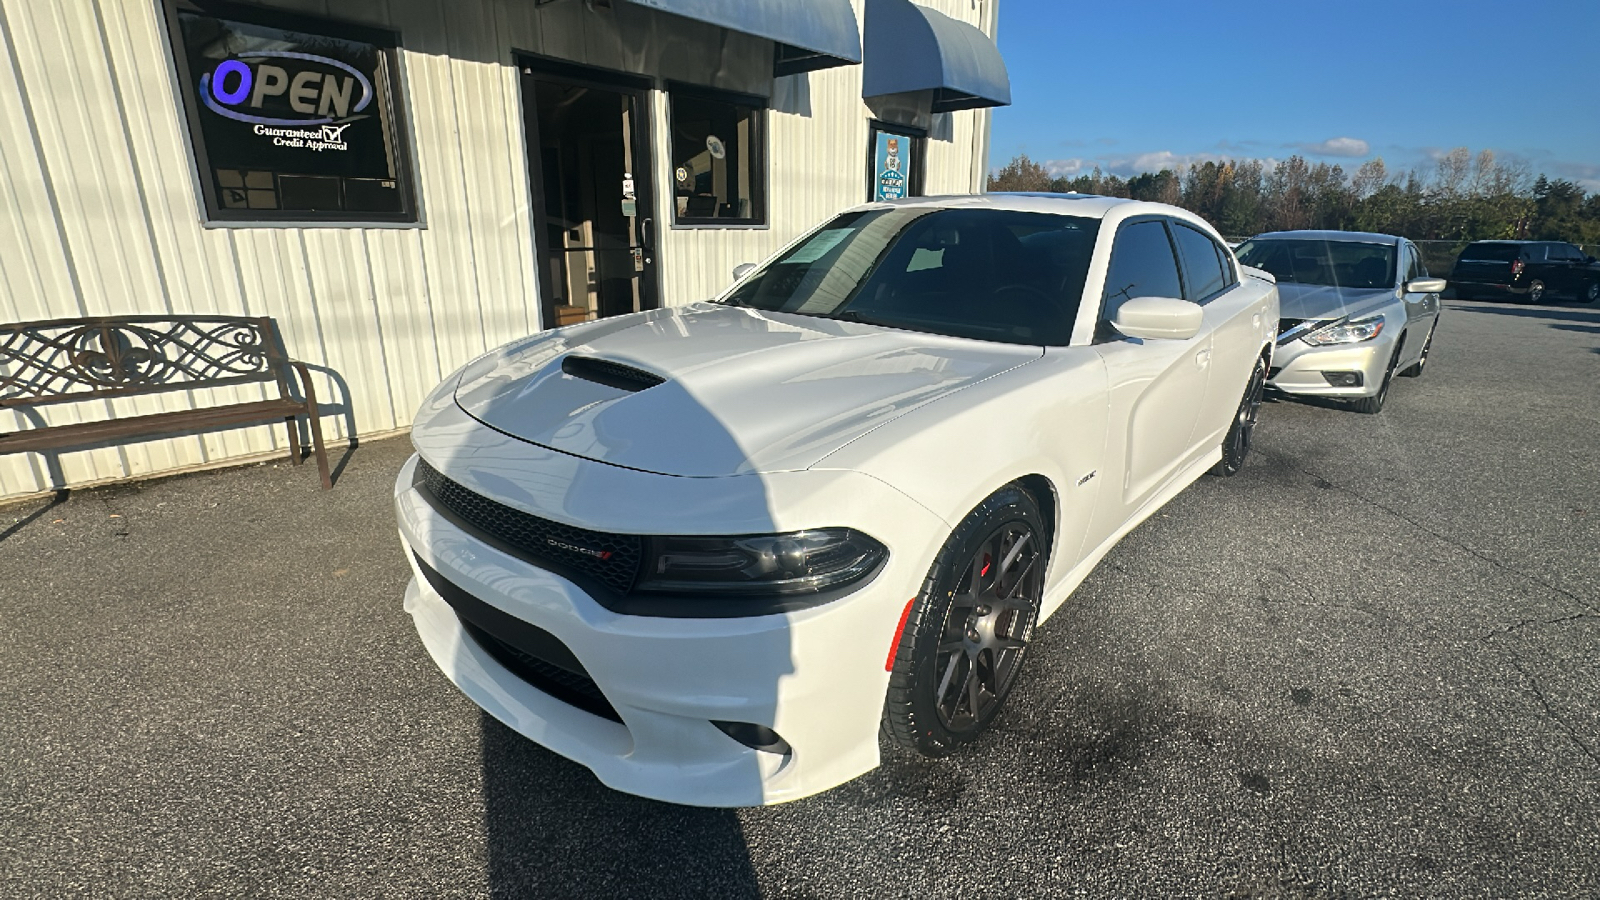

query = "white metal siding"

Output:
[[0, 0, 997, 500]]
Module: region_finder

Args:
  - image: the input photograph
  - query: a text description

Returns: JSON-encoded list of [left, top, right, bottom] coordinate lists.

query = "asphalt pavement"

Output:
[[2, 298, 1596, 898]]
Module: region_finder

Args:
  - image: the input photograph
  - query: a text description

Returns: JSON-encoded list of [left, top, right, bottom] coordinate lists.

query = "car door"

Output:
[[1398, 242, 1437, 363], [1171, 221, 1266, 450], [1552, 243, 1587, 295], [1091, 218, 1213, 533], [1529, 243, 1561, 292]]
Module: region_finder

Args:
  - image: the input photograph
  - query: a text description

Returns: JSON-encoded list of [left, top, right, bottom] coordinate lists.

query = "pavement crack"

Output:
[[1478, 612, 1599, 642], [1265, 452, 1600, 618], [1509, 660, 1600, 770], [97, 493, 130, 539]]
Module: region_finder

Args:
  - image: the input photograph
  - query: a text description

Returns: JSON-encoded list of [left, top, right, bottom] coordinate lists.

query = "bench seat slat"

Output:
[[0, 399, 307, 454]]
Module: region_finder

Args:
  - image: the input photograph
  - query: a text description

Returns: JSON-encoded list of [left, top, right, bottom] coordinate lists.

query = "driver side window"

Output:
[[1100, 220, 1182, 334]]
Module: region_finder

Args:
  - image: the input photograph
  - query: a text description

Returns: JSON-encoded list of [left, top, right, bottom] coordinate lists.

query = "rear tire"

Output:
[[1524, 279, 1546, 304], [1350, 342, 1402, 414], [884, 485, 1046, 757], [1211, 355, 1267, 476]]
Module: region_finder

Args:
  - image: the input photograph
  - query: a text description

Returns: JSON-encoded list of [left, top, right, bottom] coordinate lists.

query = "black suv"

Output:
[[1451, 240, 1600, 304]]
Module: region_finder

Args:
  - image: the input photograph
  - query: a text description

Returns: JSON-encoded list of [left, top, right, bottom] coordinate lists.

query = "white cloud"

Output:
[[1300, 137, 1370, 157], [1031, 151, 1283, 181], [1042, 158, 1087, 177]]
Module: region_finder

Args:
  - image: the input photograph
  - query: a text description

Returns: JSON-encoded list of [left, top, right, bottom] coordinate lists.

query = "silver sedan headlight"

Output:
[[1304, 315, 1385, 345]]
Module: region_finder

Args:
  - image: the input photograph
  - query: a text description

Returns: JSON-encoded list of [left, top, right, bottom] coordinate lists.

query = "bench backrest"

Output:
[[0, 315, 293, 409]]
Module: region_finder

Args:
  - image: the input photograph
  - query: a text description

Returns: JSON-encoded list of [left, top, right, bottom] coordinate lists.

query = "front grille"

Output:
[[458, 617, 623, 722], [416, 458, 642, 595]]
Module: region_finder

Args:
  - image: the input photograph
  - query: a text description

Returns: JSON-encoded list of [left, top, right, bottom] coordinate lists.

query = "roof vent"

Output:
[[560, 355, 665, 393]]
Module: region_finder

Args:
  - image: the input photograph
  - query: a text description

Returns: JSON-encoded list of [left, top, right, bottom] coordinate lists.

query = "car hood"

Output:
[[1277, 283, 1395, 321], [452, 303, 1041, 477]]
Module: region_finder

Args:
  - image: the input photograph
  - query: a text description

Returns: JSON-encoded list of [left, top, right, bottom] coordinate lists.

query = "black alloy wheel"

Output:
[[1351, 341, 1403, 414], [1399, 320, 1437, 378], [1212, 355, 1268, 476], [884, 485, 1046, 757], [1525, 279, 1546, 304]]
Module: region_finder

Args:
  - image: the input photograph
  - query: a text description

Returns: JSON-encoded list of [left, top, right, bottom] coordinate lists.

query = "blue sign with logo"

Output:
[[873, 131, 907, 202]]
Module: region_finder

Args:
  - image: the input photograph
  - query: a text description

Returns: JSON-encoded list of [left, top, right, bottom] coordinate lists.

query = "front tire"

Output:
[[884, 485, 1046, 757], [1581, 280, 1599, 304], [1351, 341, 1402, 414], [1398, 320, 1437, 378], [1212, 355, 1267, 476]]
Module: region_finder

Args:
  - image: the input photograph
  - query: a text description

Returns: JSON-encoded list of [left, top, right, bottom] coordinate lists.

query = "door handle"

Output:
[[640, 217, 654, 249]]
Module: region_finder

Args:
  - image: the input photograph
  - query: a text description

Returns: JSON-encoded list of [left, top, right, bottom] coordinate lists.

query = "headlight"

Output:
[[1303, 315, 1384, 345], [635, 529, 887, 595]]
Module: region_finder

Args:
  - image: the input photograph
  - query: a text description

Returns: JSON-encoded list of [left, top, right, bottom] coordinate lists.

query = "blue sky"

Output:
[[988, 0, 1600, 189]]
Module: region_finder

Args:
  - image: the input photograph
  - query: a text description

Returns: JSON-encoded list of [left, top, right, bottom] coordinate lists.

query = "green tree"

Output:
[[988, 153, 1052, 192]]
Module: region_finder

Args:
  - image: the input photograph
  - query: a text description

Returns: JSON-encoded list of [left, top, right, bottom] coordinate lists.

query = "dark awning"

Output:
[[862, 0, 1010, 112], [621, 0, 862, 76]]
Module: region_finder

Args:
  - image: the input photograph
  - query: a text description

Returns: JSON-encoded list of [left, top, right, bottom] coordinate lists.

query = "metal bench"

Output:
[[0, 315, 331, 489]]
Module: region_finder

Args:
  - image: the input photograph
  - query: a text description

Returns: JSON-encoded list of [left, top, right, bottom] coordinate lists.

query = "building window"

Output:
[[163, 0, 416, 224], [668, 85, 766, 226], [866, 121, 925, 202]]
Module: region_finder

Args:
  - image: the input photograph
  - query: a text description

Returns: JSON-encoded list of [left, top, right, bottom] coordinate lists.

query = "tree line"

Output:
[[988, 150, 1600, 246]]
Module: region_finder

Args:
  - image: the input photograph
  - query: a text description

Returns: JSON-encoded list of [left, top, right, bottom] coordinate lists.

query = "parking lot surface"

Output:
[[2, 299, 1597, 898]]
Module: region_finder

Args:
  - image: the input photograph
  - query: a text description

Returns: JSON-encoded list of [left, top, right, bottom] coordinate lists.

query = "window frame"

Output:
[[666, 82, 769, 229], [865, 120, 927, 203], [161, 0, 419, 226], [1095, 216, 1185, 341], [1169, 220, 1231, 305]]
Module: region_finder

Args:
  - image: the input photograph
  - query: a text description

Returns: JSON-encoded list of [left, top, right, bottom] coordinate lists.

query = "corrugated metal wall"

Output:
[[0, 0, 997, 500]]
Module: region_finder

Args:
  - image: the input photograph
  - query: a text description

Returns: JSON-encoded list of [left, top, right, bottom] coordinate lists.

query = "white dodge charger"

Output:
[[395, 194, 1279, 806]]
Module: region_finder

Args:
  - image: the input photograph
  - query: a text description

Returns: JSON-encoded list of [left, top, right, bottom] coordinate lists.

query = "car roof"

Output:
[[852, 192, 1138, 219], [1248, 230, 1401, 244]]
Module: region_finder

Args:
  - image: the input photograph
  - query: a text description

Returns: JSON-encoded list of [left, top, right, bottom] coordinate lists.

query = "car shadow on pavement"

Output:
[[478, 713, 761, 899], [1261, 389, 1351, 413], [1444, 302, 1600, 324]]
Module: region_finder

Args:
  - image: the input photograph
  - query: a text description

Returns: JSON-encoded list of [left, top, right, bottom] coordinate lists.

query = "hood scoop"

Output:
[[560, 355, 665, 393]]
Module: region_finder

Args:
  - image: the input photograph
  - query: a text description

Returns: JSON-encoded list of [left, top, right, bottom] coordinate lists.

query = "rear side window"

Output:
[[1404, 244, 1425, 281], [1171, 223, 1228, 302], [1102, 220, 1182, 324], [1459, 244, 1519, 262]]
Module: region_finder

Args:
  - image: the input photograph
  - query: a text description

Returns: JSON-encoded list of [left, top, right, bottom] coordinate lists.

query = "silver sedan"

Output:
[[1235, 230, 1445, 413]]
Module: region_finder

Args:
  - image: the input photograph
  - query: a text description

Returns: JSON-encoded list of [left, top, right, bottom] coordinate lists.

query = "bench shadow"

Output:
[[0, 489, 68, 544], [479, 712, 761, 899]]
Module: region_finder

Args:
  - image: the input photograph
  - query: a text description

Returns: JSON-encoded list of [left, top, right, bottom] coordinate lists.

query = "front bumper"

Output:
[[394, 420, 949, 806], [1267, 332, 1399, 398]]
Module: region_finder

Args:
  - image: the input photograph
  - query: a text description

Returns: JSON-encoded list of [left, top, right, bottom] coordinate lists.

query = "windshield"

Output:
[[721, 208, 1098, 346], [1235, 238, 1396, 289]]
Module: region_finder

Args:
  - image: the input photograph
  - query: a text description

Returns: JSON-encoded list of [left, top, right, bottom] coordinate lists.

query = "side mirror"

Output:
[[1112, 296, 1204, 341], [732, 263, 757, 281], [1405, 277, 1447, 294]]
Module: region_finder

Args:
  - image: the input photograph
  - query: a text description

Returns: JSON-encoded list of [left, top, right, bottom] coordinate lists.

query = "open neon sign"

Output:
[[199, 50, 373, 127]]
